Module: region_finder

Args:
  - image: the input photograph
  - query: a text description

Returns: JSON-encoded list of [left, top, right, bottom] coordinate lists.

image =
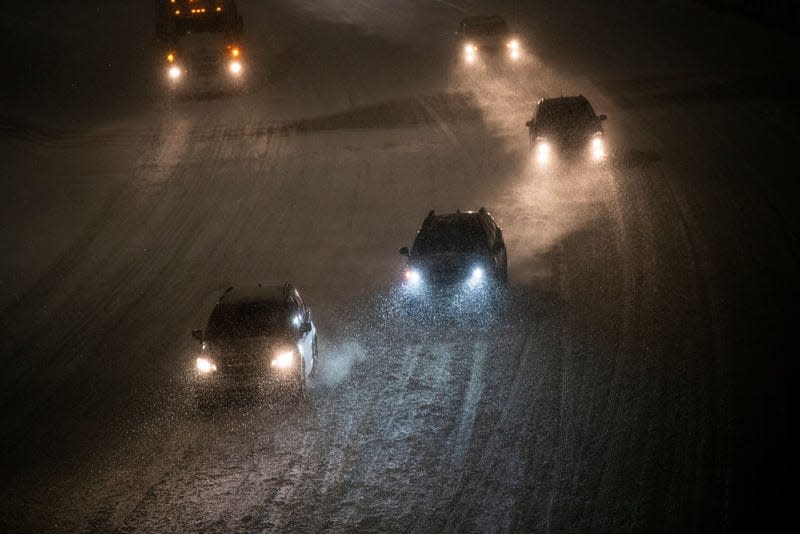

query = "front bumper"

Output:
[[193, 367, 302, 397]]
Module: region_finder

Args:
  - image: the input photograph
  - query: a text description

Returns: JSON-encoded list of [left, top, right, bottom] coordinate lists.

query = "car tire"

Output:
[[309, 336, 319, 380], [294, 359, 307, 400]]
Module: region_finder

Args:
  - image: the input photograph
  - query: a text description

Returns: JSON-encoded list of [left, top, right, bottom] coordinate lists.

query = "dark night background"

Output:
[[1, 1, 796, 531]]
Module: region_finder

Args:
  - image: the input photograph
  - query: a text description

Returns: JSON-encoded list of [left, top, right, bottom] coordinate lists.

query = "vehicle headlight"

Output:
[[168, 65, 182, 80], [467, 266, 485, 287], [464, 43, 477, 54], [229, 60, 242, 75], [591, 135, 606, 160], [196, 357, 217, 374], [506, 39, 520, 50], [271, 349, 297, 369], [404, 268, 422, 285], [535, 139, 551, 164]]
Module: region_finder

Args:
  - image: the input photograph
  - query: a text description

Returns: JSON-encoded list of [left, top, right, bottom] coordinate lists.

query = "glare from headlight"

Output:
[[404, 268, 421, 285], [271, 350, 296, 369], [196, 357, 217, 374], [464, 43, 478, 64], [591, 136, 606, 160], [229, 60, 242, 75], [535, 140, 551, 164], [168, 66, 182, 80], [507, 39, 520, 50], [467, 266, 485, 288]]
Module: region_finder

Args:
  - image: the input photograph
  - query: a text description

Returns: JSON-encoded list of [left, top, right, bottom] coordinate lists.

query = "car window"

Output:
[[291, 291, 306, 322], [482, 216, 497, 246], [536, 100, 596, 130], [465, 21, 509, 38], [413, 218, 489, 255], [206, 302, 289, 339]]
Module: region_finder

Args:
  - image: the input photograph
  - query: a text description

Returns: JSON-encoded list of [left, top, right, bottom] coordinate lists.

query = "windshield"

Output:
[[465, 21, 509, 38], [206, 302, 290, 340], [536, 101, 596, 130], [175, 14, 228, 35], [413, 219, 488, 255]]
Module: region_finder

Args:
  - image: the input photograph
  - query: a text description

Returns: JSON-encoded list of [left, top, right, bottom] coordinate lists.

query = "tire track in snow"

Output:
[[446, 340, 488, 490]]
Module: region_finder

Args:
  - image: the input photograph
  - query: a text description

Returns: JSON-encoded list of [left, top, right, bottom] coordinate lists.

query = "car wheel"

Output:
[[294, 359, 307, 400], [309, 336, 319, 379]]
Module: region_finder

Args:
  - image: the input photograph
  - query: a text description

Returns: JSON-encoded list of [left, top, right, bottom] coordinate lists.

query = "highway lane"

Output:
[[1, 0, 795, 530]]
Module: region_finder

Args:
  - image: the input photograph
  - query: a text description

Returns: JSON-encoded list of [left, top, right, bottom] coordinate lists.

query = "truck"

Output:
[[155, 0, 245, 92]]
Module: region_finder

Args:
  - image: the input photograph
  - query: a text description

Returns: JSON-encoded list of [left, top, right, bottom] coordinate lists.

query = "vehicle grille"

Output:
[[220, 353, 264, 379], [189, 52, 220, 77]]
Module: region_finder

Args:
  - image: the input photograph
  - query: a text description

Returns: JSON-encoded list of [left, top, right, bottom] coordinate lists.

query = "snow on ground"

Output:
[[0, 0, 795, 531]]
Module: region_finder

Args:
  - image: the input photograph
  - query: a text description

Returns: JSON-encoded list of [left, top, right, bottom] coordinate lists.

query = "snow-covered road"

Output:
[[1, 0, 795, 530]]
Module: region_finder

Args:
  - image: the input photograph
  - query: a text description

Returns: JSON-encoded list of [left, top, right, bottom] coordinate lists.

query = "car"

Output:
[[526, 95, 608, 165], [456, 15, 522, 65], [190, 284, 318, 407], [399, 208, 508, 295], [156, 0, 246, 92]]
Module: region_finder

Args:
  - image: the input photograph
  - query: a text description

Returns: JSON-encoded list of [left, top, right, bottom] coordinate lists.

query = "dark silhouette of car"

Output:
[[399, 208, 508, 293], [525, 95, 608, 165], [456, 15, 522, 65], [190, 284, 318, 407]]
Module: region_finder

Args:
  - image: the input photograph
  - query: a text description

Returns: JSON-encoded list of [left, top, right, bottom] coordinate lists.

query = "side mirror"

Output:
[[399, 246, 409, 256], [300, 322, 312, 334], [191, 329, 203, 341], [597, 114, 607, 121], [525, 120, 533, 128]]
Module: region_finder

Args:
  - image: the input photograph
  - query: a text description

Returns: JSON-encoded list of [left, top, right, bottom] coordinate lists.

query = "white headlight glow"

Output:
[[168, 66, 182, 80], [271, 350, 296, 369], [229, 60, 242, 75], [535, 140, 551, 164], [591, 136, 606, 160], [404, 268, 421, 284], [467, 266, 485, 288], [196, 357, 217, 374]]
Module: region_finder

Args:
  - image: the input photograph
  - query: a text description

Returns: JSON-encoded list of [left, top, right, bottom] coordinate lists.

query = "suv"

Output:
[[399, 208, 508, 292], [526, 95, 608, 165], [456, 15, 522, 65], [190, 284, 318, 407]]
